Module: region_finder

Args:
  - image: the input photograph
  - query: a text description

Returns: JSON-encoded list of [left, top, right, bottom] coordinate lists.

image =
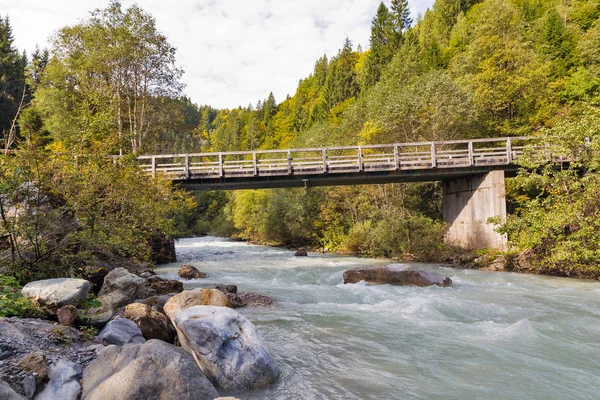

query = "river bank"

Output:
[[201, 233, 600, 281]]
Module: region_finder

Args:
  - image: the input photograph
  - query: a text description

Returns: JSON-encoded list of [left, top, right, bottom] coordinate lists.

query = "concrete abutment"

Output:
[[442, 170, 507, 250]]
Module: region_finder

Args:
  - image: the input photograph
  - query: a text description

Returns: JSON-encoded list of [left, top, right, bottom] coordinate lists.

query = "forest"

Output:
[[1, 0, 599, 280]]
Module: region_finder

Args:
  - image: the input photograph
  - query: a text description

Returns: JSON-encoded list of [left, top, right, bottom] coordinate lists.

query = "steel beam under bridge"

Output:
[[174, 164, 520, 191]]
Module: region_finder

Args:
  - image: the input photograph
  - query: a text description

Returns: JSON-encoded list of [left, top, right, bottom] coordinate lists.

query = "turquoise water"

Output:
[[158, 236, 600, 400]]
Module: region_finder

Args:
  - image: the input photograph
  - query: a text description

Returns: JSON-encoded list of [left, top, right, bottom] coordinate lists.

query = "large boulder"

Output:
[[98, 268, 145, 311], [21, 278, 90, 308], [81, 339, 218, 400], [144, 275, 183, 297], [171, 306, 280, 391], [34, 359, 82, 400], [343, 264, 452, 287], [177, 265, 206, 280], [163, 289, 231, 318], [124, 303, 172, 342], [97, 319, 145, 346]]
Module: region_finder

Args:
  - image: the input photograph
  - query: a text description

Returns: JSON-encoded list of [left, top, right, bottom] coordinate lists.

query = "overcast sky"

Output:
[[3, 0, 434, 109]]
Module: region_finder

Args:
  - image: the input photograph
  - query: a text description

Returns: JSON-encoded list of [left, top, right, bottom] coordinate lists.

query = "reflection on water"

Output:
[[158, 236, 600, 400]]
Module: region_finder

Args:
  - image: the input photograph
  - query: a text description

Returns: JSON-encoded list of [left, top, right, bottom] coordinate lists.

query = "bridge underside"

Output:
[[175, 164, 520, 191]]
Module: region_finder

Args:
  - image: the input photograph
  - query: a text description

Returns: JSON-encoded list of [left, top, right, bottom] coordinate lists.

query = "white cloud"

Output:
[[3, 0, 434, 109]]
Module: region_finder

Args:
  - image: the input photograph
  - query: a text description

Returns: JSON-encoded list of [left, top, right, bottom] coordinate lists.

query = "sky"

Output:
[[2, 0, 434, 109]]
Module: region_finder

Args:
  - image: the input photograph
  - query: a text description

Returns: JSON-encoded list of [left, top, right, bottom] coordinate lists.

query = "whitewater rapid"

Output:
[[157, 236, 600, 400]]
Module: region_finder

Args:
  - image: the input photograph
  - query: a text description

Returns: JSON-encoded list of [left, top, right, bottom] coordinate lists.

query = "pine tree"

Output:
[[0, 15, 27, 150], [364, 3, 395, 87], [391, 0, 413, 34], [262, 92, 277, 124]]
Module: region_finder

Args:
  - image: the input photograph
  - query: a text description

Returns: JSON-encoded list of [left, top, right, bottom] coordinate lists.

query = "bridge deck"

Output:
[[137, 137, 556, 190]]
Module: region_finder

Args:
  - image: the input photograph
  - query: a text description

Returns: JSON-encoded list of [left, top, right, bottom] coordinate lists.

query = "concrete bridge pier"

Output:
[[442, 170, 507, 250]]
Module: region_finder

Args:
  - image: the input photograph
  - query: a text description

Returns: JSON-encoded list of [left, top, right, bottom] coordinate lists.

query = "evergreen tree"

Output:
[[364, 3, 395, 87], [391, 0, 413, 34], [262, 92, 277, 124], [0, 15, 27, 150]]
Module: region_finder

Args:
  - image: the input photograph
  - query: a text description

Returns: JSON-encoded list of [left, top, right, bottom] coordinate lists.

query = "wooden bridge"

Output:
[[138, 136, 563, 251], [138, 137, 541, 190]]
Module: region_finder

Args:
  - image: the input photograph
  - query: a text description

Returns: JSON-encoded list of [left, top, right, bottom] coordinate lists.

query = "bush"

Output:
[[0, 275, 44, 318]]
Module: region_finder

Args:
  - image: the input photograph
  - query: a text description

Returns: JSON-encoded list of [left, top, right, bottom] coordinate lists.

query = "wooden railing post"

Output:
[[218, 153, 223, 177], [151, 156, 156, 178], [252, 152, 257, 176], [287, 150, 292, 174], [322, 149, 327, 173], [430, 142, 437, 168], [184, 155, 190, 179], [506, 137, 512, 163], [393, 145, 399, 170], [358, 146, 363, 171], [468, 141, 474, 166]]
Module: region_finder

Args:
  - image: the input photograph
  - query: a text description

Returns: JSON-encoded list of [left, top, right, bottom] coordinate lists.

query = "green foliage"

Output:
[[79, 294, 102, 309], [0, 275, 43, 318], [79, 325, 98, 341], [498, 106, 600, 277]]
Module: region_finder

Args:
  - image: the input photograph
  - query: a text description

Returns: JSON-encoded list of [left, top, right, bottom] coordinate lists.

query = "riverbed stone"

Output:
[[18, 352, 47, 384], [135, 294, 175, 314], [163, 289, 231, 318], [57, 305, 79, 326], [144, 275, 183, 297], [177, 264, 207, 280], [0, 378, 27, 400], [81, 339, 218, 400], [343, 264, 452, 287], [21, 278, 90, 308], [98, 268, 145, 311], [172, 306, 280, 391], [124, 303, 172, 342], [35, 359, 82, 400], [97, 318, 145, 346]]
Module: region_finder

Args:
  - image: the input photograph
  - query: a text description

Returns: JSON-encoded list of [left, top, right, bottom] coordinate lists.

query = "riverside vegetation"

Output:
[[0, 0, 599, 301]]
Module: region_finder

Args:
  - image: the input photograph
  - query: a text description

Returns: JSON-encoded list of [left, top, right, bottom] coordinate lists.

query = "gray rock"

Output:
[[172, 306, 279, 391], [0, 378, 27, 400], [34, 359, 82, 400], [97, 319, 145, 346], [21, 374, 36, 399], [81, 339, 218, 400], [98, 268, 145, 311], [21, 279, 90, 308], [343, 264, 452, 287]]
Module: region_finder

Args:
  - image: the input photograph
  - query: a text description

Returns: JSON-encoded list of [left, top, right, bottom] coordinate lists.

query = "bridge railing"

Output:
[[137, 137, 536, 179]]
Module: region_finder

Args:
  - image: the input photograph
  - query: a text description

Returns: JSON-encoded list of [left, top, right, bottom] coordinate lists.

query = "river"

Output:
[[157, 236, 600, 400]]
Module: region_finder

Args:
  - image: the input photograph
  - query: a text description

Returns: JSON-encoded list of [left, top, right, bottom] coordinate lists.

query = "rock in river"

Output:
[[177, 264, 207, 280], [81, 339, 218, 400], [171, 306, 280, 391], [343, 264, 452, 287], [21, 278, 90, 308]]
